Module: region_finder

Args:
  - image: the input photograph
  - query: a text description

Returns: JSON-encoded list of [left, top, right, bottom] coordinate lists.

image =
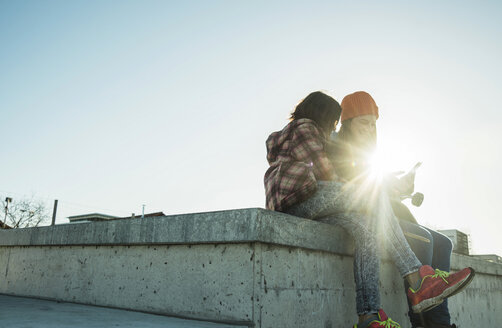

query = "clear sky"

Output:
[[1, 0, 501, 255]]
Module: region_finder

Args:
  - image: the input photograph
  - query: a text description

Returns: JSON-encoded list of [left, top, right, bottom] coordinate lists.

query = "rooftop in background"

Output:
[[471, 254, 502, 264], [438, 229, 471, 256], [68, 213, 119, 223], [68, 212, 166, 223]]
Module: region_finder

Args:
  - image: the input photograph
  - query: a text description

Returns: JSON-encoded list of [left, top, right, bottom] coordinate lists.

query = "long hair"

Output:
[[337, 118, 352, 142], [330, 118, 376, 181], [290, 91, 342, 136], [337, 118, 377, 149]]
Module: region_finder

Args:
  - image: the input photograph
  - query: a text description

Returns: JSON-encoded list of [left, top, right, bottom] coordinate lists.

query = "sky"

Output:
[[1, 0, 501, 255]]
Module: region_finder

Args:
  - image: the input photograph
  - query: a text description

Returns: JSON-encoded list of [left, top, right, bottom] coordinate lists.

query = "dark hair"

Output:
[[290, 91, 342, 135], [337, 119, 352, 142]]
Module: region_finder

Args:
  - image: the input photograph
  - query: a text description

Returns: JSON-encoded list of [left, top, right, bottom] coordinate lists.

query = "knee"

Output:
[[401, 222, 433, 247], [433, 231, 454, 254], [419, 228, 434, 247]]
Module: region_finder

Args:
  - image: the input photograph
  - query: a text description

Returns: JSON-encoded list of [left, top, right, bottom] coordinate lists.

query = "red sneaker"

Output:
[[353, 309, 401, 328], [407, 265, 475, 313]]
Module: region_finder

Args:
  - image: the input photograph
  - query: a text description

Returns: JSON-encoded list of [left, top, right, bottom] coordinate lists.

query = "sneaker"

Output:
[[353, 309, 401, 328], [407, 265, 475, 313]]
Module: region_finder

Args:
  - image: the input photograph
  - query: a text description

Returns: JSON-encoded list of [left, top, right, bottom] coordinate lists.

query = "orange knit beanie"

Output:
[[340, 91, 379, 122]]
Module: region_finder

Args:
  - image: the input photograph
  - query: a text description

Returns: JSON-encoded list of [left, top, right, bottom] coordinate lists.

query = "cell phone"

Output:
[[409, 162, 422, 175]]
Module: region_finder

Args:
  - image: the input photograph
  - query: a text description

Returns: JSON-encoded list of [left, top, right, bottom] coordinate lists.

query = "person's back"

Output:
[[264, 91, 340, 212], [265, 118, 334, 212]]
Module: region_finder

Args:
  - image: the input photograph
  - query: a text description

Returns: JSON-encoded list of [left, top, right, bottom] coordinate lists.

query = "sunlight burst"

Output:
[[368, 150, 388, 182]]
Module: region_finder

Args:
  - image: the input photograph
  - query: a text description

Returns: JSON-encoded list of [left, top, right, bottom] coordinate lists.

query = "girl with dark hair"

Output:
[[264, 91, 474, 328], [264, 91, 342, 212]]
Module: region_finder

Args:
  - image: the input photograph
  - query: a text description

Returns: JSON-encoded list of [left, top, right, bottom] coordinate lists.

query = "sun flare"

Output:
[[367, 150, 388, 182]]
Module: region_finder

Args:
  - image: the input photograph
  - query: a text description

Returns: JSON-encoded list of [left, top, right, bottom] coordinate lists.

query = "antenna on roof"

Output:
[[142, 205, 145, 219]]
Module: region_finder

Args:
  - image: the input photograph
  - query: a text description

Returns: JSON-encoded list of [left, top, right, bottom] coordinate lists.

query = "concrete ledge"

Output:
[[1, 208, 501, 327], [0, 208, 353, 255], [1, 208, 500, 275]]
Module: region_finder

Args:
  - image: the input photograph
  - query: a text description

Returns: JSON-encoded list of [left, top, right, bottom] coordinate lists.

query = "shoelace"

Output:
[[431, 269, 450, 284], [411, 268, 453, 293], [374, 317, 401, 328]]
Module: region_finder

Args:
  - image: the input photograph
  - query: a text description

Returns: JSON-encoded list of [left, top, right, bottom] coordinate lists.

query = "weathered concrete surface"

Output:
[[447, 253, 502, 325], [0, 244, 255, 325], [0, 208, 501, 327], [0, 208, 353, 253], [0, 294, 247, 328]]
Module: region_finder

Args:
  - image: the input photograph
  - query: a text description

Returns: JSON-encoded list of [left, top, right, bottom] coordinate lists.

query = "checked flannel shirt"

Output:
[[264, 118, 336, 212]]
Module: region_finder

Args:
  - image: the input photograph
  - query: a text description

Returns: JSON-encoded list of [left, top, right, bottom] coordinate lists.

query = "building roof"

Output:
[[68, 213, 120, 222], [67, 212, 166, 223], [119, 212, 166, 219]]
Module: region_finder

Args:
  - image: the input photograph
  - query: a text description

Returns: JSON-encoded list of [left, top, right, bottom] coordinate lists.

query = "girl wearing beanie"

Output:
[[333, 91, 465, 328], [264, 91, 474, 328]]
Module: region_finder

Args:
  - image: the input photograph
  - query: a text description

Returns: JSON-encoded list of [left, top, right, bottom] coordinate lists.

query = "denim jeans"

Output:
[[285, 181, 422, 315], [397, 212, 453, 327]]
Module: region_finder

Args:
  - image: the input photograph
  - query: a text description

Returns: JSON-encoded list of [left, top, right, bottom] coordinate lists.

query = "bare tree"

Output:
[[1, 196, 50, 228]]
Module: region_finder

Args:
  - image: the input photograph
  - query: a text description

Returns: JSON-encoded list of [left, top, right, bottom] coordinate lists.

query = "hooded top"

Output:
[[264, 118, 335, 211]]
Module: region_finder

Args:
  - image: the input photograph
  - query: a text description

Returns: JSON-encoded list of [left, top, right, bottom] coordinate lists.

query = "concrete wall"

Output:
[[1, 208, 501, 327]]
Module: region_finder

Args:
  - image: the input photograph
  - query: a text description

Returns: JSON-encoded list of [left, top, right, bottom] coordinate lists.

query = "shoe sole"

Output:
[[412, 268, 475, 313], [412, 297, 444, 313], [447, 268, 476, 298]]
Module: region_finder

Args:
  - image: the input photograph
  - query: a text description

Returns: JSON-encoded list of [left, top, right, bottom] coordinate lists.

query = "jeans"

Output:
[[285, 181, 422, 315], [394, 202, 453, 326]]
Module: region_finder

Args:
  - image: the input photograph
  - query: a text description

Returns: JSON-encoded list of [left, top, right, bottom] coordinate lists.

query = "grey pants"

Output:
[[285, 181, 422, 315]]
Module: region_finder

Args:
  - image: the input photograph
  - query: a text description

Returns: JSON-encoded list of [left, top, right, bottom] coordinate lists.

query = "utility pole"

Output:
[[141, 205, 145, 219], [51, 199, 58, 226]]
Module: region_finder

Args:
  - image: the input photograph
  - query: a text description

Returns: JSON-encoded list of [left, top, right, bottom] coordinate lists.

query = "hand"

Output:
[[384, 173, 404, 198], [398, 171, 415, 195], [384, 171, 414, 197]]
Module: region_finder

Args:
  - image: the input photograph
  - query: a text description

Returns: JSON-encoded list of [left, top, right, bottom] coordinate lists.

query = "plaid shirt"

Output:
[[264, 119, 335, 212]]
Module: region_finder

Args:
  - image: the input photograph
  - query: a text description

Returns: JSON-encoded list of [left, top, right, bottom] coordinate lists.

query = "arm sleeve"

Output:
[[291, 122, 334, 181]]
